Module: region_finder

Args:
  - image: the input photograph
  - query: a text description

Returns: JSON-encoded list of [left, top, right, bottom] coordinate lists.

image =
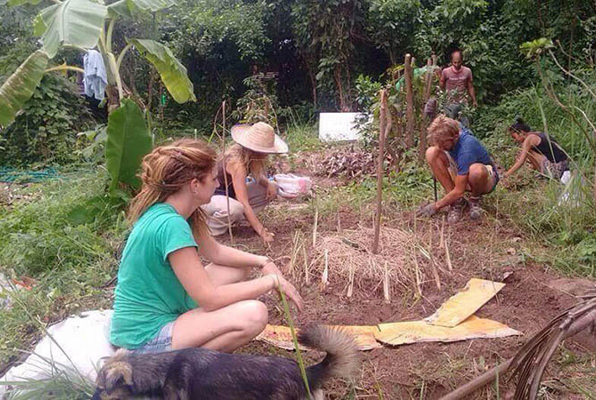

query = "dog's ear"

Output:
[[104, 361, 133, 389]]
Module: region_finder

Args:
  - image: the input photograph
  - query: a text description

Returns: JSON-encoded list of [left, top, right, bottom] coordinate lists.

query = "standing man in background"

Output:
[[440, 50, 477, 125]]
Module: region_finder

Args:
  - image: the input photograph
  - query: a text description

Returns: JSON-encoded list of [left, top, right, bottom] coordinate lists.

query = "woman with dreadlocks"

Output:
[[202, 122, 287, 244], [110, 139, 303, 354], [503, 118, 570, 182]]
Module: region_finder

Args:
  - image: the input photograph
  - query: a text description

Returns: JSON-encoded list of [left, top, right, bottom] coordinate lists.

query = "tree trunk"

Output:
[[335, 65, 345, 111], [404, 54, 415, 148], [106, 84, 120, 113], [309, 70, 318, 108], [345, 64, 352, 111]]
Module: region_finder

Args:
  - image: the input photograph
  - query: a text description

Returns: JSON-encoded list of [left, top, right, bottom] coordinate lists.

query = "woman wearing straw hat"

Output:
[[203, 122, 288, 243]]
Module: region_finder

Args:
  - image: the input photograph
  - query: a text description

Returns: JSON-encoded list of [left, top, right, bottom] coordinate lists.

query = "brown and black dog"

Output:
[[93, 325, 360, 399]]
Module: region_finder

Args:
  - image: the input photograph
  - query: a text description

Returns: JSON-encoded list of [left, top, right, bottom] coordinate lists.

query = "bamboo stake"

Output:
[[428, 223, 441, 289], [445, 237, 453, 272], [289, 231, 301, 280], [439, 215, 445, 249], [372, 89, 389, 254], [383, 261, 390, 303], [312, 201, 319, 248], [404, 54, 415, 148], [302, 244, 310, 285], [413, 249, 423, 297], [419, 57, 434, 163], [347, 257, 355, 298], [221, 100, 234, 244], [321, 249, 329, 288]]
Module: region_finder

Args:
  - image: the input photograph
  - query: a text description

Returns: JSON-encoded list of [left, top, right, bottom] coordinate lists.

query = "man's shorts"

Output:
[[446, 152, 498, 194]]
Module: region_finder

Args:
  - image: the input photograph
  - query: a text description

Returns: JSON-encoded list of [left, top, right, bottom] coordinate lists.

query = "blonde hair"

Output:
[[225, 143, 267, 178], [428, 114, 460, 146], [128, 138, 217, 237]]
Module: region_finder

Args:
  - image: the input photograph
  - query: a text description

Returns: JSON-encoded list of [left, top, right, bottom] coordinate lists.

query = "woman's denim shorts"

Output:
[[133, 321, 174, 354]]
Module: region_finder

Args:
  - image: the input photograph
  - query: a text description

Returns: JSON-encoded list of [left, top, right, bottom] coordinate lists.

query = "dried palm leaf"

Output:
[[508, 290, 596, 400]]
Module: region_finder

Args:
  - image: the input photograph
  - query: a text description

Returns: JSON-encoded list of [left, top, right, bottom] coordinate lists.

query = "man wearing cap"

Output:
[[202, 122, 288, 243]]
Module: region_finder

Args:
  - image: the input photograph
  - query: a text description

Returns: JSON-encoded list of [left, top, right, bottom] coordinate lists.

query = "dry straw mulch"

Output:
[[308, 225, 451, 300]]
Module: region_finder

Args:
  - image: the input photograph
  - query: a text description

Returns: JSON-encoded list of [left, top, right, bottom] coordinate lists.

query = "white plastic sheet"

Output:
[[318, 112, 369, 142], [0, 310, 114, 397]]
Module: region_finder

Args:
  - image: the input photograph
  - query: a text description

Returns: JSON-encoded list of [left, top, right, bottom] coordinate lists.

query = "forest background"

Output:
[[0, 2, 595, 396]]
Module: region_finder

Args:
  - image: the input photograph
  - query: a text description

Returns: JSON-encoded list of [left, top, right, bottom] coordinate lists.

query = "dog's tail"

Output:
[[299, 325, 360, 389]]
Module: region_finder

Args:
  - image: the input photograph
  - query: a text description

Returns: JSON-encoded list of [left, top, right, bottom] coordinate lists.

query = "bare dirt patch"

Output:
[[221, 172, 595, 399]]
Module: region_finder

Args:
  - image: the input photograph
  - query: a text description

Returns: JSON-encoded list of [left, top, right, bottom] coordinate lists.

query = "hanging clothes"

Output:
[[83, 50, 107, 101]]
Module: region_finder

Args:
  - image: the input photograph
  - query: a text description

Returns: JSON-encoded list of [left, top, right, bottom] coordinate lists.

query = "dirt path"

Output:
[[221, 168, 595, 399]]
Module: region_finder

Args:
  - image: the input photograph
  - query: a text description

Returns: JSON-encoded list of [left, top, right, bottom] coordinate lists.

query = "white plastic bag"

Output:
[[274, 174, 312, 198]]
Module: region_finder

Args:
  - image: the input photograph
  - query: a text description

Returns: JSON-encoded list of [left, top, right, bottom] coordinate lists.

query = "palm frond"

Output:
[[508, 291, 596, 400]]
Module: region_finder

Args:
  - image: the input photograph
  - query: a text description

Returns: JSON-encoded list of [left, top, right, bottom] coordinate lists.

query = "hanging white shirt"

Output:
[[83, 50, 108, 100]]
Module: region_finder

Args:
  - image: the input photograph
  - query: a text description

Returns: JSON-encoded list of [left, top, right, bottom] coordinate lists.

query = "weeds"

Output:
[[0, 170, 124, 366], [494, 178, 596, 276], [284, 123, 322, 153]]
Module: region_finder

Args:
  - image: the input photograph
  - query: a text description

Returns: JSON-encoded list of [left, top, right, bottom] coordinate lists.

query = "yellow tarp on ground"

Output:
[[256, 278, 519, 351], [375, 315, 521, 346], [256, 324, 382, 351], [425, 278, 505, 327]]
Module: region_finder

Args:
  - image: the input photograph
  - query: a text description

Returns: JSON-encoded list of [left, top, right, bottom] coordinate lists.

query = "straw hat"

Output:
[[231, 122, 288, 154]]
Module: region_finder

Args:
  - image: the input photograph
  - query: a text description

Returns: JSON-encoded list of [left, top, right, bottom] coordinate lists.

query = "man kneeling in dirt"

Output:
[[417, 115, 499, 223]]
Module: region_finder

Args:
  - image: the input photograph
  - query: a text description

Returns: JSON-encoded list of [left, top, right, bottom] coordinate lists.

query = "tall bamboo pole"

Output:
[[405, 54, 415, 148], [221, 100, 234, 243], [373, 90, 390, 254], [418, 57, 434, 163]]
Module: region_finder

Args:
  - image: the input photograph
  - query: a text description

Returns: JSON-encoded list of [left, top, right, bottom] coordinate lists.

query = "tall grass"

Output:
[[0, 170, 125, 366], [478, 76, 596, 275]]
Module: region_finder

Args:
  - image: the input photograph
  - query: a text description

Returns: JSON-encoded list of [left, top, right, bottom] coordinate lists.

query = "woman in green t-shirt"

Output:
[[110, 139, 303, 354]]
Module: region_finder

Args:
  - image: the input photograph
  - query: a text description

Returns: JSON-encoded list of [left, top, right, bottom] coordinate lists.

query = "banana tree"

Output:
[[0, 0, 196, 193]]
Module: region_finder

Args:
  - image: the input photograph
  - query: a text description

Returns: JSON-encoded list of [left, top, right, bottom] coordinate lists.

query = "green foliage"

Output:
[[232, 74, 279, 125], [169, 0, 270, 61], [0, 173, 124, 276], [131, 39, 196, 103], [520, 38, 554, 59], [354, 74, 381, 112], [365, 0, 421, 64], [105, 98, 152, 192], [32, 0, 107, 58], [292, 0, 366, 110], [283, 123, 320, 153], [0, 50, 48, 128], [5, 367, 95, 400], [495, 179, 596, 276], [0, 74, 95, 166], [0, 171, 125, 366], [477, 56, 596, 275]]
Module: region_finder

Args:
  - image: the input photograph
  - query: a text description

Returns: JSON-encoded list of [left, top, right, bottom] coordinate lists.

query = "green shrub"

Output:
[[0, 74, 95, 167], [0, 171, 126, 276]]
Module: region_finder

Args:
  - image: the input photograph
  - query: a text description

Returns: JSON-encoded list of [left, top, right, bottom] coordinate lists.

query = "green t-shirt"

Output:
[[110, 203, 198, 349]]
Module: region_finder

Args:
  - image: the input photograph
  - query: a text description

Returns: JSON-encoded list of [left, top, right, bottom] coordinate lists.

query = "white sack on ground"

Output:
[[0, 310, 114, 397]]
